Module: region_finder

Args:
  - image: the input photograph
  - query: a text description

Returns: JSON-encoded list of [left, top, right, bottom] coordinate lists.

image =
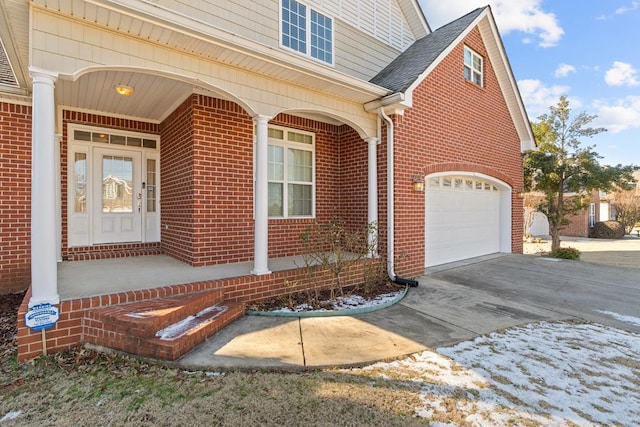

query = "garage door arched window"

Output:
[[427, 176, 499, 192]]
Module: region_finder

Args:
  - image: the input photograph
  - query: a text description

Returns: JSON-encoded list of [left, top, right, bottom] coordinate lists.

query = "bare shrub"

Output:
[[589, 221, 625, 239]]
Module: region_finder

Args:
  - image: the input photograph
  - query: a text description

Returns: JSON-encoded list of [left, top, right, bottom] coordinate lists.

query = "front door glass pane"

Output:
[[102, 155, 133, 213], [146, 159, 156, 213], [74, 153, 87, 213]]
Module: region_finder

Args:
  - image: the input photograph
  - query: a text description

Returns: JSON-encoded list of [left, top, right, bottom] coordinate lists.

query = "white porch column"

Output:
[[29, 68, 60, 307], [252, 115, 272, 275], [366, 137, 379, 257]]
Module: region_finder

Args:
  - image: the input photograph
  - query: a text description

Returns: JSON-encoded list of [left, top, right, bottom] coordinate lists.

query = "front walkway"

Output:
[[57, 255, 308, 300]]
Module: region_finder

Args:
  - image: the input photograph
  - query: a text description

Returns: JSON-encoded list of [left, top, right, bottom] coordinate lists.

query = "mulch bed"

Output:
[[247, 281, 405, 312]]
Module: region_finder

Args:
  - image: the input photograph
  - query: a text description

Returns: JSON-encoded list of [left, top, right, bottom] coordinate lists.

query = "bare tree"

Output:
[[610, 189, 640, 234]]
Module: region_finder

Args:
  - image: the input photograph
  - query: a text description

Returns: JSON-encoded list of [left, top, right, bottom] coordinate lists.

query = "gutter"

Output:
[[377, 107, 419, 288]]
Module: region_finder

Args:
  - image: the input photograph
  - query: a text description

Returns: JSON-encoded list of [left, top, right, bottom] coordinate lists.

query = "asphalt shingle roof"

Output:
[[370, 7, 486, 93]]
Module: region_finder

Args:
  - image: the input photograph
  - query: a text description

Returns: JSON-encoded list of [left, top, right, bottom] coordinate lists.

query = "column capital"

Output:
[[365, 136, 380, 145], [252, 114, 272, 125], [29, 67, 59, 84]]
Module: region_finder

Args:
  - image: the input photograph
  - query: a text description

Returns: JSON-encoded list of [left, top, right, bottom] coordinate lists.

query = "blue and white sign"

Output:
[[25, 303, 59, 331]]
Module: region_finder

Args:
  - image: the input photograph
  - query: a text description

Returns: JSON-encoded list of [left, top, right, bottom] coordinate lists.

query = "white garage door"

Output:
[[425, 176, 502, 267]]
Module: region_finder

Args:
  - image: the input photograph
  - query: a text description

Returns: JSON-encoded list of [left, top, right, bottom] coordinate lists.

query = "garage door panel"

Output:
[[425, 177, 503, 267]]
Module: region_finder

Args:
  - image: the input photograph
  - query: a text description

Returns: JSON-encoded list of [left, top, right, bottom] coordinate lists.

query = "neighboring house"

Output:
[[524, 190, 613, 238], [0, 1, 533, 361]]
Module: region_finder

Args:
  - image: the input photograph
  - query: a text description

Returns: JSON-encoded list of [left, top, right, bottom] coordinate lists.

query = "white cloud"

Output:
[[592, 96, 640, 133], [615, 0, 640, 15], [555, 63, 576, 78], [605, 61, 640, 86], [517, 79, 573, 118], [419, 0, 564, 47]]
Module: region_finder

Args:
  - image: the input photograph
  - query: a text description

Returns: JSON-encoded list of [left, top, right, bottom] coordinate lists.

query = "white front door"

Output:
[[67, 125, 160, 247], [93, 148, 142, 244]]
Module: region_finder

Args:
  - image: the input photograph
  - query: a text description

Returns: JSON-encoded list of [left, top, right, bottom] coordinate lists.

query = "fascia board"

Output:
[[478, 12, 536, 152]]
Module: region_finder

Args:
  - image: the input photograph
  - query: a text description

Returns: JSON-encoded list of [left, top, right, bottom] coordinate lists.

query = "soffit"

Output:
[[56, 70, 213, 123]]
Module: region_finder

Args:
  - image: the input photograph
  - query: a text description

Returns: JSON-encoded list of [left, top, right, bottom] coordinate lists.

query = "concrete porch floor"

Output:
[[57, 254, 307, 300]]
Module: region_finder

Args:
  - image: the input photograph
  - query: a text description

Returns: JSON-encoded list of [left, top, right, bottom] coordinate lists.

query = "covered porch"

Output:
[[57, 254, 308, 300], [21, 2, 389, 362]]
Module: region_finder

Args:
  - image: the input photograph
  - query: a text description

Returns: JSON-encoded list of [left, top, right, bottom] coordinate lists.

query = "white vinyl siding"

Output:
[[161, 0, 416, 59], [334, 21, 402, 80], [156, 0, 279, 45], [310, 0, 417, 51]]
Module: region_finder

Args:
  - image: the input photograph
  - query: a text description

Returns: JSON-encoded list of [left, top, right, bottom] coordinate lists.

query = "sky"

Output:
[[418, 0, 640, 167]]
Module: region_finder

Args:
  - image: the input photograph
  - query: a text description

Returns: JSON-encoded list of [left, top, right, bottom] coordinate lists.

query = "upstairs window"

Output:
[[281, 0, 333, 65], [464, 46, 483, 86]]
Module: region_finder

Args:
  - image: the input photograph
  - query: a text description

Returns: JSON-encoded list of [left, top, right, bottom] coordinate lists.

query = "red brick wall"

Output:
[[389, 28, 525, 277], [337, 125, 369, 230], [0, 102, 32, 294], [159, 96, 369, 266], [160, 96, 197, 264], [562, 211, 588, 237], [191, 96, 255, 265]]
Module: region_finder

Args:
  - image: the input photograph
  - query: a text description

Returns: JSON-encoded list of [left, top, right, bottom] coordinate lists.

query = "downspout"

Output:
[[377, 108, 419, 287]]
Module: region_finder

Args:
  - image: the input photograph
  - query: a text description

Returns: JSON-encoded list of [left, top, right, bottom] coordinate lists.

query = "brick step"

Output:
[[144, 301, 245, 360], [84, 293, 245, 361], [85, 289, 225, 338]]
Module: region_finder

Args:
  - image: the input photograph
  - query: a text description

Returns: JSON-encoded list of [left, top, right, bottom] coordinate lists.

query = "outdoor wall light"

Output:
[[412, 174, 425, 192], [115, 85, 134, 96]]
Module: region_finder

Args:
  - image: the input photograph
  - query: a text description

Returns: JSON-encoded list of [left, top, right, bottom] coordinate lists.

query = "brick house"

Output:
[[525, 190, 611, 238], [1, 1, 533, 361]]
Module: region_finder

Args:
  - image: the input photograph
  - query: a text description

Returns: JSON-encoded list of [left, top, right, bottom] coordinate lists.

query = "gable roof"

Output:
[[370, 7, 484, 93], [368, 6, 535, 152]]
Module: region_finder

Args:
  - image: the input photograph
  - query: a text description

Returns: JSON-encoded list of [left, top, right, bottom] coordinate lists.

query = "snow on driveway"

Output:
[[351, 321, 640, 426]]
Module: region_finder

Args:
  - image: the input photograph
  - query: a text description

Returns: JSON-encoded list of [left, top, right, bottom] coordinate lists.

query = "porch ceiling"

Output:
[[56, 70, 220, 123]]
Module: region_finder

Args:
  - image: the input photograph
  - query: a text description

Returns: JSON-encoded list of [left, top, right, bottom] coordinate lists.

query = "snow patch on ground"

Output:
[[0, 411, 21, 422], [271, 291, 402, 313], [595, 310, 640, 327], [351, 321, 640, 426]]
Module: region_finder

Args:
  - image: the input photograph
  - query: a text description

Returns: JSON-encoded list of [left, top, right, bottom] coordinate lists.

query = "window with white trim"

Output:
[[267, 126, 315, 217], [464, 46, 483, 86], [281, 0, 333, 65]]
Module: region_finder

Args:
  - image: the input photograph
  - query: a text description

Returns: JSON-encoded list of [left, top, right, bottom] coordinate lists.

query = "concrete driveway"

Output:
[[362, 253, 640, 350], [177, 249, 640, 370]]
